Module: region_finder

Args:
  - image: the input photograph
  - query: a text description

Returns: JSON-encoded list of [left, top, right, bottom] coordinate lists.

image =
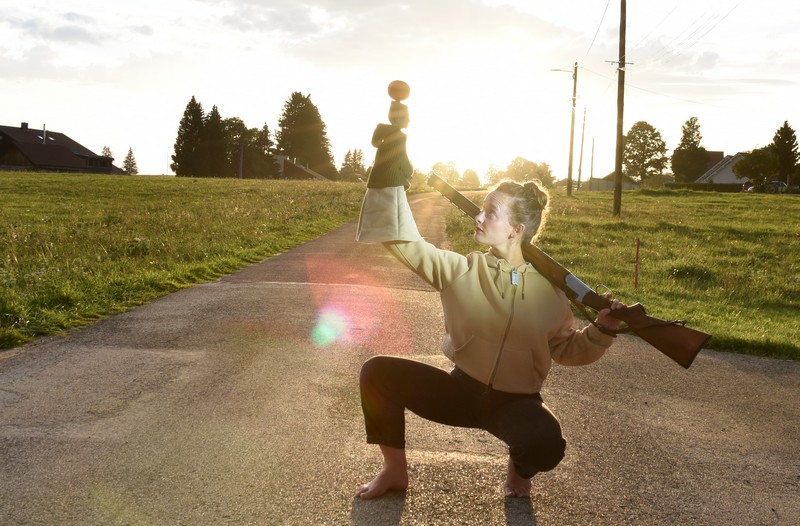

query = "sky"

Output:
[[2, 0, 798, 181]]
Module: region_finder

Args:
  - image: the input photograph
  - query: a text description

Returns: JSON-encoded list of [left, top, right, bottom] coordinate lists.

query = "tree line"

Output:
[[620, 117, 799, 189], [167, 91, 558, 187], [170, 92, 345, 180], [169, 90, 799, 190]]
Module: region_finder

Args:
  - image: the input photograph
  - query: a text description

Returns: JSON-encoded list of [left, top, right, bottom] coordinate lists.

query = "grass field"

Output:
[[1, 172, 364, 349], [446, 188, 800, 360], [2, 172, 798, 360]]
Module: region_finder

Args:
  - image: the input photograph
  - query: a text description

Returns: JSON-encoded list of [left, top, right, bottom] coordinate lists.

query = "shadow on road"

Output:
[[504, 497, 537, 525], [349, 492, 537, 525], [351, 492, 406, 525]]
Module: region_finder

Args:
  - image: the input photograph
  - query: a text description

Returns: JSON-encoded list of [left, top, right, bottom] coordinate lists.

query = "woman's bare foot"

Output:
[[356, 445, 409, 499], [503, 457, 532, 498], [355, 467, 409, 499]]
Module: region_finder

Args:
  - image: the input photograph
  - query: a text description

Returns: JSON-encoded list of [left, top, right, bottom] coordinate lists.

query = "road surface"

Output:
[[1, 192, 798, 525]]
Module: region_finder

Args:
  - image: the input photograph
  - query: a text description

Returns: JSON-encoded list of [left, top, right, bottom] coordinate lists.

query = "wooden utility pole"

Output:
[[613, 0, 627, 216], [567, 62, 578, 197], [577, 108, 587, 191]]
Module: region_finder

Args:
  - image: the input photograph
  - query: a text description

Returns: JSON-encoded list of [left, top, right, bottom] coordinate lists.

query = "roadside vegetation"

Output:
[[1, 172, 363, 349], [446, 189, 800, 360]]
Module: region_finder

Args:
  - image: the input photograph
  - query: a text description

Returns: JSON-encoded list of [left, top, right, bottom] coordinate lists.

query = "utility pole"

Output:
[[577, 108, 587, 191], [613, 0, 627, 216], [567, 61, 578, 197], [551, 62, 579, 196]]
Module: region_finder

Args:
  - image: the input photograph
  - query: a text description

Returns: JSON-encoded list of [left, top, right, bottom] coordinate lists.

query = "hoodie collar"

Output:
[[485, 253, 532, 299]]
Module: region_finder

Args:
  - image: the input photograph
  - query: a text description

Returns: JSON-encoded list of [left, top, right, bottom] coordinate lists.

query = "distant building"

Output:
[[705, 150, 725, 172], [0, 122, 123, 174], [274, 155, 332, 181], [586, 172, 640, 191], [694, 153, 747, 185]]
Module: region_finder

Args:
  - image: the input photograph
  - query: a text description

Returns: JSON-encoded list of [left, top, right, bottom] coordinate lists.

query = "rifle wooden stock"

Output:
[[427, 173, 711, 368]]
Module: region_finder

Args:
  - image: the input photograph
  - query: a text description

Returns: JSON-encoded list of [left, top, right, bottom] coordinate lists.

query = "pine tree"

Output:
[[253, 123, 278, 178], [200, 105, 229, 177], [101, 145, 114, 159], [171, 96, 205, 176], [671, 117, 709, 183], [275, 92, 338, 179], [123, 147, 138, 175], [339, 148, 367, 182], [771, 121, 799, 185]]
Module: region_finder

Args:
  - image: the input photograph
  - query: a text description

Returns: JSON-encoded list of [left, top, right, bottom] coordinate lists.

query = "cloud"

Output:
[[50, 24, 99, 44], [127, 25, 154, 36], [62, 12, 96, 25], [209, 0, 568, 69]]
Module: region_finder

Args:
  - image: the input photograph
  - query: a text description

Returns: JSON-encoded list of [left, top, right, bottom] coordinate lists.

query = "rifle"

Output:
[[426, 174, 711, 368]]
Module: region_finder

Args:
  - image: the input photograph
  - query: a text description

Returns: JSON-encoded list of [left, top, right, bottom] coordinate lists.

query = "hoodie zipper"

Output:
[[488, 269, 519, 388]]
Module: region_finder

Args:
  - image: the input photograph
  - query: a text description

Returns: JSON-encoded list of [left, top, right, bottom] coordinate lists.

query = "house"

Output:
[[704, 150, 725, 172], [0, 122, 123, 174], [693, 153, 747, 185], [586, 171, 640, 191]]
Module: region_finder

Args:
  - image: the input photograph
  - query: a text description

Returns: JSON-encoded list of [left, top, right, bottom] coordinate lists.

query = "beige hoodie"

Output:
[[357, 187, 613, 394]]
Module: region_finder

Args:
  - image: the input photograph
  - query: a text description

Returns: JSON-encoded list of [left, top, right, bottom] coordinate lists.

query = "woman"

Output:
[[354, 162, 624, 501]]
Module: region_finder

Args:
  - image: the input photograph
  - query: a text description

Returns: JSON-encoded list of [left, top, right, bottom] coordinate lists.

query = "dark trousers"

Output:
[[359, 355, 566, 478]]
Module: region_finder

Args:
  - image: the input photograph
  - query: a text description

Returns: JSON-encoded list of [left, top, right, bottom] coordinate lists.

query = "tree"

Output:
[[222, 116, 249, 178], [101, 145, 114, 159], [251, 123, 278, 179], [429, 161, 460, 186], [340, 149, 367, 182], [732, 146, 779, 186], [459, 168, 481, 189], [122, 147, 138, 175], [499, 157, 555, 187], [771, 121, 799, 185], [199, 105, 229, 177], [275, 92, 338, 179], [221, 117, 274, 179], [671, 117, 709, 183], [623, 121, 668, 182], [171, 96, 205, 176]]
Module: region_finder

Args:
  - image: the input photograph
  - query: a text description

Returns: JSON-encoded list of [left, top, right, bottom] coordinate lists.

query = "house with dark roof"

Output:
[[0, 122, 123, 174]]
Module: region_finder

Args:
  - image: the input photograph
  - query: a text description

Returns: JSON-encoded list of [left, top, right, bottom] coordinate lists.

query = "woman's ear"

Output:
[[509, 223, 525, 239]]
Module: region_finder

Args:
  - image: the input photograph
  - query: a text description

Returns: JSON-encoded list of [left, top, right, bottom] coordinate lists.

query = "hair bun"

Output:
[[523, 181, 548, 209]]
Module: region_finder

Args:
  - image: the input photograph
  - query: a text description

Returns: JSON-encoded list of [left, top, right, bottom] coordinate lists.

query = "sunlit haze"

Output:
[[3, 1, 798, 182]]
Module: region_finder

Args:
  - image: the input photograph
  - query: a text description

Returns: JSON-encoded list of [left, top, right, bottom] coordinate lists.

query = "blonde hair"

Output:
[[492, 179, 550, 243]]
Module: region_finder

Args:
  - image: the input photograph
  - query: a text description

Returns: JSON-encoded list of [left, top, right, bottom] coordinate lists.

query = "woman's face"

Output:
[[474, 191, 518, 247]]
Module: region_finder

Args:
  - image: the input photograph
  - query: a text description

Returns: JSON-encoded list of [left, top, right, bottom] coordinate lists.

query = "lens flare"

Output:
[[311, 304, 351, 347]]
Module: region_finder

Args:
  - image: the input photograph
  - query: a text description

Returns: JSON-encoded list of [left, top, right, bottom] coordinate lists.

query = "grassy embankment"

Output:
[[1, 172, 364, 349], [446, 189, 800, 360]]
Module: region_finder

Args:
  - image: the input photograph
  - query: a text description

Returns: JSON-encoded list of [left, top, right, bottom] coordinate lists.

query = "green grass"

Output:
[[446, 189, 800, 360], [1, 172, 364, 349]]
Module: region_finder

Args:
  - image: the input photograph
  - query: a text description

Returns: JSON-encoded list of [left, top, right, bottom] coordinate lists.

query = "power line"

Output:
[[582, 0, 612, 61], [578, 65, 723, 109], [642, 4, 741, 66]]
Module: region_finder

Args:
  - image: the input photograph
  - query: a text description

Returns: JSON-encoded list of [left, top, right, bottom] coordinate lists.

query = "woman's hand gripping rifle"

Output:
[[427, 174, 711, 368]]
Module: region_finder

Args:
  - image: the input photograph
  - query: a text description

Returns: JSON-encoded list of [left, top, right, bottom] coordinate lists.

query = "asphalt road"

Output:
[[1, 192, 798, 525]]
